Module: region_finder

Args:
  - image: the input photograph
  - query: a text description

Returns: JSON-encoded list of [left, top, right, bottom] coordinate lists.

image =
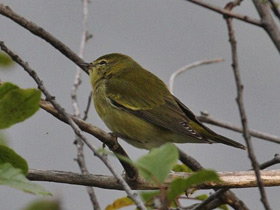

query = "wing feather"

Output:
[[106, 68, 210, 142]]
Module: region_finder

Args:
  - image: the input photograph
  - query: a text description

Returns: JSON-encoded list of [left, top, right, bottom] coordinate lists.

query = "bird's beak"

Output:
[[79, 62, 91, 69], [79, 62, 93, 74]]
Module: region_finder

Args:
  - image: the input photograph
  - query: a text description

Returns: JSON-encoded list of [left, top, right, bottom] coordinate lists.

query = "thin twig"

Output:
[[225, 7, 272, 210], [72, 0, 97, 208], [169, 58, 224, 94], [27, 169, 280, 190], [0, 4, 88, 73], [198, 113, 280, 144], [74, 137, 100, 210], [83, 92, 92, 121], [71, 0, 92, 117], [259, 154, 280, 170], [0, 41, 146, 210], [184, 0, 262, 27], [71, 1, 99, 209]]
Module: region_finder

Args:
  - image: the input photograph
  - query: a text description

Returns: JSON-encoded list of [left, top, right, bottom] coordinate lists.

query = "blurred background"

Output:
[[0, 0, 279, 209]]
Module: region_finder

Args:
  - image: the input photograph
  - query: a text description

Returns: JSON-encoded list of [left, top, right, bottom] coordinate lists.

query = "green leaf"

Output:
[[23, 199, 61, 210], [218, 204, 229, 210], [0, 163, 51, 196], [167, 169, 220, 202], [135, 143, 178, 184], [0, 52, 14, 68], [140, 191, 161, 209], [0, 145, 28, 175], [195, 194, 208, 201], [140, 191, 160, 202], [0, 82, 41, 129], [0, 82, 19, 100], [0, 132, 8, 146], [172, 164, 193, 173]]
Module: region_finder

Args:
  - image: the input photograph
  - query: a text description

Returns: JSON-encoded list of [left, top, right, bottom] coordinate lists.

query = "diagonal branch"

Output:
[[268, 0, 280, 20], [40, 100, 138, 180], [184, 0, 262, 26], [0, 41, 146, 210], [252, 0, 280, 53], [225, 7, 272, 210], [0, 4, 88, 73]]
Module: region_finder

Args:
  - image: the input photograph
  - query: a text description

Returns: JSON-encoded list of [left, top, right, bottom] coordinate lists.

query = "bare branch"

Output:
[[169, 58, 224, 94], [71, 0, 92, 117], [225, 8, 272, 210], [260, 154, 280, 170], [83, 91, 92, 121], [0, 42, 146, 210], [268, 0, 280, 20], [0, 4, 88, 73], [184, 0, 262, 26], [27, 169, 280, 190], [253, 0, 280, 53]]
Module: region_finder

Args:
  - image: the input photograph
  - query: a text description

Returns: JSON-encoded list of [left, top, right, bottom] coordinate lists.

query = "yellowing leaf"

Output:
[[105, 197, 134, 210], [0, 52, 14, 68], [23, 199, 61, 210]]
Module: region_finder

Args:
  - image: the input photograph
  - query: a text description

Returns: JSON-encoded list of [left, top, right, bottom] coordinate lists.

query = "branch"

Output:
[[252, 0, 280, 53], [184, 0, 262, 27], [268, 0, 280, 20], [225, 7, 272, 210], [27, 169, 280, 190], [178, 148, 248, 210], [0, 42, 146, 210], [198, 113, 280, 144], [192, 152, 280, 210], [40, 100, 138, 179], [70, 1, 99, 209], [260, 153, 280, 170], [0, 4, 88, 73], [83, 92, 92, 121], [169, 58, 224, 94]]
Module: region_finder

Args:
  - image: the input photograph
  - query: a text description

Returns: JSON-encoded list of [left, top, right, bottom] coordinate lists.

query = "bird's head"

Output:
[[88, 53, 141, 89]]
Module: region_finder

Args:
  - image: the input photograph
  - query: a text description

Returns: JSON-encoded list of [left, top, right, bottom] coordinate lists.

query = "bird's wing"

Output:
[[106, 69, 210, 142]]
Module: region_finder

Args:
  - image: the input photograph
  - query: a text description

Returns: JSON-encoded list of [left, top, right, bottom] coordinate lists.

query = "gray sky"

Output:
[[1, 0, 279, 209]]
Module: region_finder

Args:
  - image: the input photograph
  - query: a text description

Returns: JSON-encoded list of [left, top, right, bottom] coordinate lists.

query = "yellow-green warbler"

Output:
[[85, 53, 246, 150]]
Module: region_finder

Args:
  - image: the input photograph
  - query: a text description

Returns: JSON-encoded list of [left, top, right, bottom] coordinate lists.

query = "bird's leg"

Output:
[[108, 132, 120, 151]]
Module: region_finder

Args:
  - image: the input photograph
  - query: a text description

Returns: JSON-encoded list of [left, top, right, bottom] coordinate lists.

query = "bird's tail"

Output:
[[212, 134, 247, 150]]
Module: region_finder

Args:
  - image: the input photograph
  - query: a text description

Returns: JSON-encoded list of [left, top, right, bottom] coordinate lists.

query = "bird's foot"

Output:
[[108, 132, 119, 151]]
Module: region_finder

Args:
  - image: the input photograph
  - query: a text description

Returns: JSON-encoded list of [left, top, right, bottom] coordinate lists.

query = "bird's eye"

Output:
[[99, 60, 107, 65]]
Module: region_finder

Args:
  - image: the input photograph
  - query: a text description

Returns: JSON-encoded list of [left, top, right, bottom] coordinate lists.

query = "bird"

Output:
[[85, 53, 246, 150]]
